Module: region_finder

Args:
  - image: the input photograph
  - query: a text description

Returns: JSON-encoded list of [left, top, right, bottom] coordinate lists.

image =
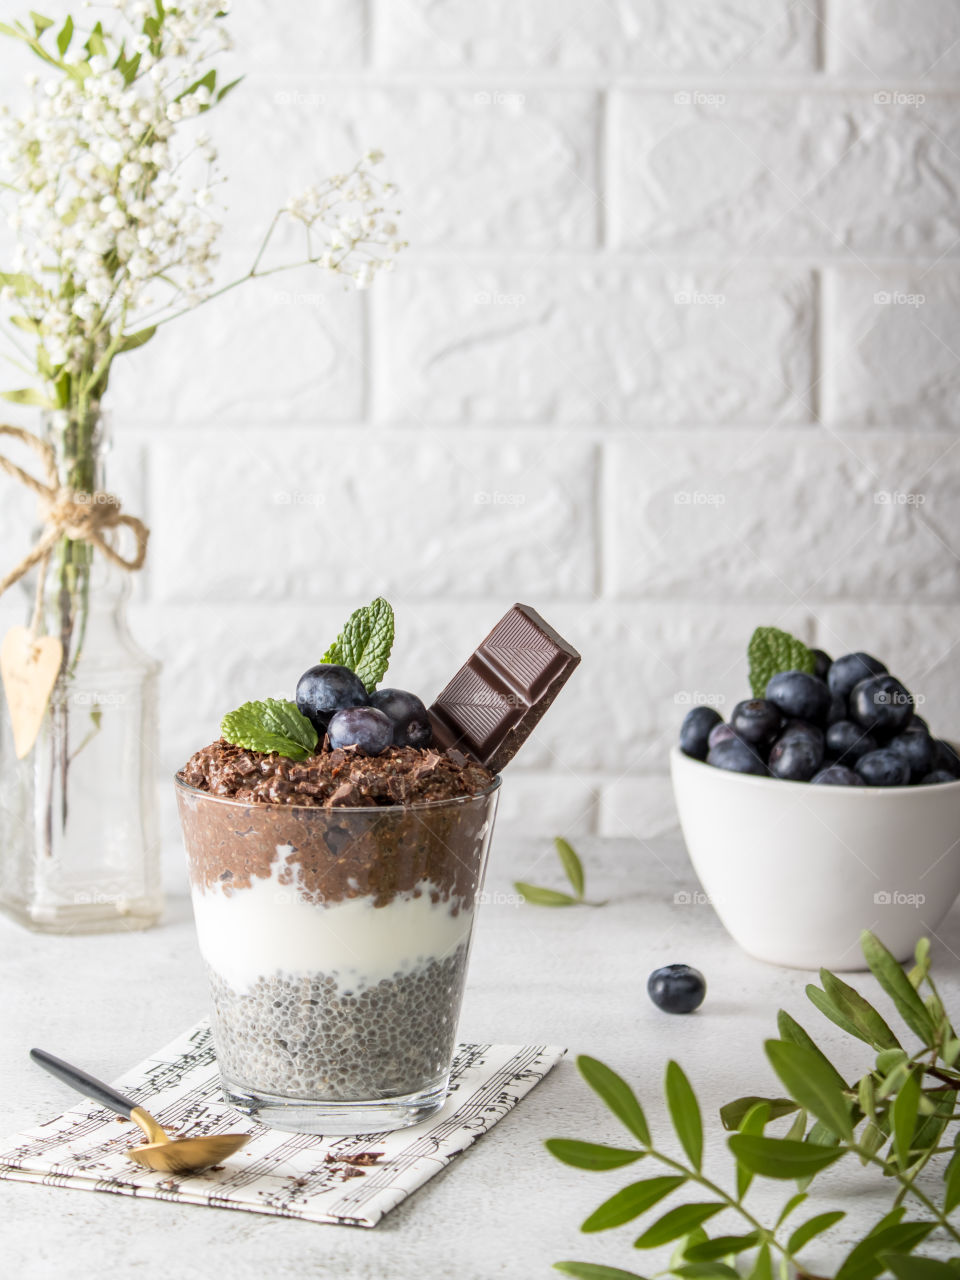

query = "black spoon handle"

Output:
[[30, 1048, 138, 1119]]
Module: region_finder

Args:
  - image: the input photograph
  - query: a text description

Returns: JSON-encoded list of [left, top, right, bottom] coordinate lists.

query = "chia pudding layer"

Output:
[[176, 741, 498, 1105]]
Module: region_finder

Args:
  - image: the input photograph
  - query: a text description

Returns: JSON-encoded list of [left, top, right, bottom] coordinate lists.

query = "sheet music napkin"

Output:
[[0, 1022, 565, 1227]]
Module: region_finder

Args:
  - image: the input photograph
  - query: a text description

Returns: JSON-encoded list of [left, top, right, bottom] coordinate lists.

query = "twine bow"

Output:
[[0, 423, 150, 631]]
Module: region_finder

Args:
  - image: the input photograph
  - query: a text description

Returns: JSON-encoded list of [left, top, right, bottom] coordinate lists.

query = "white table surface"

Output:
[[2, 834, 958, 1279]]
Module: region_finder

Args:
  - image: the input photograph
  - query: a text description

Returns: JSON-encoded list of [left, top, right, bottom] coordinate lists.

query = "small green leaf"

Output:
[[835, 1221, 934, 1280], [117, 324, 157, 353], [514, 882, 579, 907], [881, 1257, 960, 1280], [944, 1148, 960, 1214], [747, 626, 815, 698], [9, 314, 41, 333], [777, 1010, 850, 1092], [727, 1134, 844, 1179], [942, 1037, 960, 1067], [806, 983, 866, 1043], [216, 75, 243, 102], [555, 837, 585, 898], [0, 270, 43, 296], [30, 11, 54, 36], [819, 969, 902, 1050], [766, 1039, 853, 1140], [775, 1191, 808, 1226], [747, 1244, 773, 1280], [891, 1070, 921, 1168], [577, 1056, 651, 1146], [55, 13, 72, 55], [633, 1203, 723, 1249], [555, 1265, 649, 1280], [719, 1095, 798, 1131], [545, 1139, 643, 1172], [788, 1210, 846, 1253], [0, 387, 55, 407], [665, 1061, 703, 1171], [785, 1110, 808, 1142], [876, 1048, 908, 1075], [220, 698, 318, 761], [322, 597, 395, 692], [580, 1176, 685, 1233], [861, 932, 937, 1045], [684, 1234, 761, 1262]]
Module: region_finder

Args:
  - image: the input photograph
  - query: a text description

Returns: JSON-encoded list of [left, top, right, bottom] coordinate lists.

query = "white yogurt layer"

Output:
[[190, 852, 474, 992]]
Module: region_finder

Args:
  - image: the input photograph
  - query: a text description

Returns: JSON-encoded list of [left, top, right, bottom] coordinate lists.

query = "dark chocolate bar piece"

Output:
[[428, 604, 580, 773]]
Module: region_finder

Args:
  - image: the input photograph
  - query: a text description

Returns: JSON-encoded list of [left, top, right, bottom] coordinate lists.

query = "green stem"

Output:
[[643, 1148, 802, 1271], [848, 1142, 960, 1245]]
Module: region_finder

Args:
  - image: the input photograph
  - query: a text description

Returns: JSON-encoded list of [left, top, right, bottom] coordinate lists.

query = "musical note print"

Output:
[[0, 1022, 564, 1228]]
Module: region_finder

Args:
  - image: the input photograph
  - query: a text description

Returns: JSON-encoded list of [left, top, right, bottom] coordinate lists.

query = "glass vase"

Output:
[[0, 407, 162, 933]]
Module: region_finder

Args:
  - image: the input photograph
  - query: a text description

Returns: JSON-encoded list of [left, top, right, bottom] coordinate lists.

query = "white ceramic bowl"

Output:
[[670, 746, 960, 970]]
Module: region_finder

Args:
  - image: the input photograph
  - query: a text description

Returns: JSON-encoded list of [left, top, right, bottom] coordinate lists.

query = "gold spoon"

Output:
[[30, 1047, 252, 1174]]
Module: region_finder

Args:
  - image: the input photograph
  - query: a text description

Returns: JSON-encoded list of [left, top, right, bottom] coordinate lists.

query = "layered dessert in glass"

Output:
[[177, 741, 498, 1133]]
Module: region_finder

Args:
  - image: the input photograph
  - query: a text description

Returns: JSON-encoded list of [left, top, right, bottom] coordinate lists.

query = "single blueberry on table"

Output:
[[779, 719, 825, 750], [647, 964, 706, 1014], [706, 737, 767, 776], [828, 652, 888, 702], [887, 728, 935, 782], [296, 664, 369, 733], [849, 675, 915, 736], [812, 648, 832, 681], [765, 670, 831, 726], [855, 749, 910, 787], [825, 720, 877, 765], [812, 764, 864, 786], [768, 732, 823, 781], [369, 687, 433, 748], [327, 706, 394, 755], [679, 705, 723, 760], [730, 699, 782, 745], [707, 721, 737, 750], [920, 770, 958, 786], [934, 739, 960, 778]]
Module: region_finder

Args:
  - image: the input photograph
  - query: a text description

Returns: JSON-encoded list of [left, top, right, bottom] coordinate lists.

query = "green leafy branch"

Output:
[[515, 838, 606, 908], [548, 932, 960, 1280]]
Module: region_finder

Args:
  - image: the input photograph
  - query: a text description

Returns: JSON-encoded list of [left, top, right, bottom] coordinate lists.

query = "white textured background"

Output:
[[2, 1, 960, 843]]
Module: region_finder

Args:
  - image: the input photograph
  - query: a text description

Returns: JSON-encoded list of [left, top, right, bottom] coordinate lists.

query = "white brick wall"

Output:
[[1, 1, 959, 844]]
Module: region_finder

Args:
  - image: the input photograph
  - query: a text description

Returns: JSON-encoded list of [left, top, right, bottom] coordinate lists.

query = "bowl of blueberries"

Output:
[[671, 644, 960, 970]]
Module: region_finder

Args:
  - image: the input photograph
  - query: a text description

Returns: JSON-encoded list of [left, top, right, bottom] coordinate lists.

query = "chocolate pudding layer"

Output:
[[175, 759, 499, 1106]]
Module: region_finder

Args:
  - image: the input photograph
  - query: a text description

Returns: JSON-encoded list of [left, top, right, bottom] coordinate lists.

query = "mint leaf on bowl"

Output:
[[747, 626, 816, 699], [221, 698, 318, 761], [322, 597, 395, 692]]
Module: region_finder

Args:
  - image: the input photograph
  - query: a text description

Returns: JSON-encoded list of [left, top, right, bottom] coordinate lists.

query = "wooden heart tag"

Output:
[[1, 625, 63, 759]]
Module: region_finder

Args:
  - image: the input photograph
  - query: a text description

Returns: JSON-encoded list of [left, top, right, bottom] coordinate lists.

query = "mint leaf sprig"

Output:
[[747, 625, 816, 699], [515, 838, 606, 908], [322, 596, 394, 692], [548, 933, 960, 1279], [220, 698, 317, 761]]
